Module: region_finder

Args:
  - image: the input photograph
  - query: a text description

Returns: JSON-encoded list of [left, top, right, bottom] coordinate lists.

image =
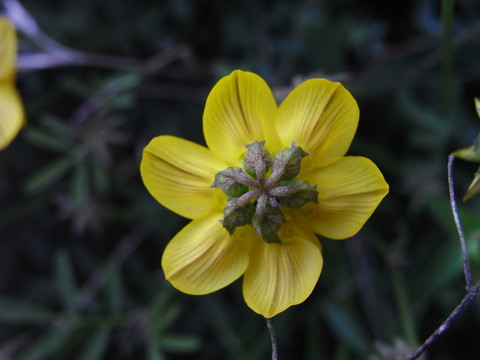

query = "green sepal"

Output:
[[463, 166, 480, 201], [221, 201, 255, 234], [211, 167, 249, 197], [243, 141, 272, 180], [252, 194, 284, 243], [453, 98, 480, 163], [277, 179, 318, 208], [271, 142, 308, 181]]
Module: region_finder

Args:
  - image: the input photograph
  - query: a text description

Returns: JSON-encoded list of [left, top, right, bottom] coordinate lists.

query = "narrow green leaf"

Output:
[[322, 303, 369, 355], [391, 269, 418, 346], [147, 339, 167, 360], [412, 239, 461, 302], [159, 335, 201, 353], [55, 249, 77, 314], [105, 261, 124, 314], [21, 321, 77, 360], [153, 302, 183, 334], [77, 326, 111, 360], [0, 297, 55, 324], [91, 154, 109, 193], [23, 128, 70, 152], [24, 155, 73, 194], [41, 114, 75, 139], [71, 163, 89, 210], [104, 72, 141, 91]]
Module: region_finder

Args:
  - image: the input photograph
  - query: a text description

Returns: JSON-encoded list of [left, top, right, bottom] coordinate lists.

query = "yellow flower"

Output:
[[141, 70, 388, 317], [0, 17, 25, 150]]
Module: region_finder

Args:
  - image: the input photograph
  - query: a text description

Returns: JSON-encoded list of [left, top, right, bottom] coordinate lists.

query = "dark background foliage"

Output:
[[1, 0, 480, 359]]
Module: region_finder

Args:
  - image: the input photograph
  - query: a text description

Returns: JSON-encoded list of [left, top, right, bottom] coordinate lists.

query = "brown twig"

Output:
[[447, 154, 474, 288], [405, 154, 479, 360], [406, 282, 480, 360], [69, 44, 193, 124]]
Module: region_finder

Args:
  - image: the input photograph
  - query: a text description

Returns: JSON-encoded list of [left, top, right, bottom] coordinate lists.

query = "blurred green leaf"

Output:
[[104, 72, 141, 91], [91, 154, 109, 193], [151, 292, 183, 334], [109, 92, 136, 110], [20, 321, 78, 360], [105, 261, 124, 314], [395, 91, 450, 150], [463, 167, 480, 201], [147, 339, 167, 360], [159, 334, 201, 353], [322, 303, 369, 355], [24, 155, 73, 194], [41, 114, 75, 139], [71, 163, 89, 209], [55, 249, 78, 315], [412, 238, 461, 302], [77, 326, 111, 360], [23, 128, 71, 152], [0, 297, 55, 324]]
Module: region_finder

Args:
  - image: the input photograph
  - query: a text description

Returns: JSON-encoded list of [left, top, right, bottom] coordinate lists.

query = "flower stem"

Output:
[[406, 154, 479, 359], [447, 154, 474, 288], [265, 317, 278, 360], [406, 281, 480, 360]]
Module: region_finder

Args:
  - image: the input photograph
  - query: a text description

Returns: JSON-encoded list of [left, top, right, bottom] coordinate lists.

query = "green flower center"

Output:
[[212, 141, 318, 243]]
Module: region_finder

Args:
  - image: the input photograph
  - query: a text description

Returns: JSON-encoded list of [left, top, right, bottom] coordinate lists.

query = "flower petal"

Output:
[[275, 79, 359, 168], [0, 18, 16, 83], [243, 237, 323, 318], [203, 70, 280, 164], [162, 215, 254, 294], [303, 156, 388, 239], [140, 135, 228, 219], [0, 85, 24, 150]]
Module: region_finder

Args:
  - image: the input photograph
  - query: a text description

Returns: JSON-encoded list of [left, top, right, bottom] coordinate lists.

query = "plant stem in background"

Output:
[[391, 269, 418, 348], [440, 0, 455, 120]]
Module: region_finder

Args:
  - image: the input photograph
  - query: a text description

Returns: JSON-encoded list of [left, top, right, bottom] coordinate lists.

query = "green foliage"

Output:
[[2, 0, 480, 359]]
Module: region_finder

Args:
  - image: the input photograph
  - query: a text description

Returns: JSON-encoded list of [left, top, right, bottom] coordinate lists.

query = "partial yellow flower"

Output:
[[141, 70, 389, 317], [0, 17, 25, 150]]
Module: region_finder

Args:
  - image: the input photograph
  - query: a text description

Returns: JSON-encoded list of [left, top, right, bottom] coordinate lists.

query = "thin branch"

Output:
[[447, 154, 474, 288], [406, 282, 480, 360], [265, 317, 278, 360], [405, 154, 479, 360]]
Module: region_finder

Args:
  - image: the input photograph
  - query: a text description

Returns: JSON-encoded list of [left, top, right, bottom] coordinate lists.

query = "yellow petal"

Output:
[[0, 18, 16, 83], [275, 79, 359, 168], [303, 156, 388, 239], [140, 135, 228, 219], [0, 85, 24, 150], [203, 70, 280, 164], [243, 237, 323, 318], [162, 215, 254, 295]]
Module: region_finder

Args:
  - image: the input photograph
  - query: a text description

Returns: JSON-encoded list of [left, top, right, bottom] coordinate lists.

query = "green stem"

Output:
[[391, 269, 418, 347]]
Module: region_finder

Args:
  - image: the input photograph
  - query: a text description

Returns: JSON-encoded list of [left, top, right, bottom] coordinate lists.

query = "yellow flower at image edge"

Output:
[[0, 17, 25, 150], [140, 70, 389, 318]]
